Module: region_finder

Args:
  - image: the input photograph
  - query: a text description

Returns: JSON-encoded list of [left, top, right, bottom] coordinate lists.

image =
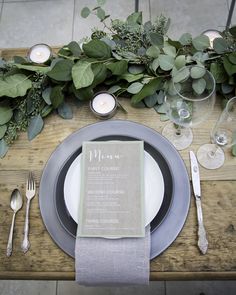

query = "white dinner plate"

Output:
[[64, 150, 165, 227]]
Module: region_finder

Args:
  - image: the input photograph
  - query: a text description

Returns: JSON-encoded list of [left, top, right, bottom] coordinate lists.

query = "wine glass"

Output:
[[162, 65, 216, 150], [197, 96, 236, 169]]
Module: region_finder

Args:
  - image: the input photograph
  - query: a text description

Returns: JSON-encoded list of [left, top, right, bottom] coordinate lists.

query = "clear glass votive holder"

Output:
[[90, 92, 118, 120], [27, 43, 52, 64]]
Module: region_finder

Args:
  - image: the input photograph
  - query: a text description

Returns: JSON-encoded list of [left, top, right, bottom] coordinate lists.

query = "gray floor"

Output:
[[0, 0, 236, 294]]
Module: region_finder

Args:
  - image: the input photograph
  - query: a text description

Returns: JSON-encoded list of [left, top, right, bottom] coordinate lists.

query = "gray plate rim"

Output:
[[39, 120, 191, 259]]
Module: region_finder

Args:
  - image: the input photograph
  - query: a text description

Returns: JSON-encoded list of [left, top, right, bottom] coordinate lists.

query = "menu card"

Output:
[[77, 141, 145, 238]]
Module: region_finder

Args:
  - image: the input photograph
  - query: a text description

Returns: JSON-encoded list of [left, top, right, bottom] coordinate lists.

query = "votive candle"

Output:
[[90, 92, 118, 119], [28, 43, 52, 64]]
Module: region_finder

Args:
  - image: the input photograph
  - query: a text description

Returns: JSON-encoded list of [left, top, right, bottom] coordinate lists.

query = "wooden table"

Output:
[[0, 48, 236, 281]]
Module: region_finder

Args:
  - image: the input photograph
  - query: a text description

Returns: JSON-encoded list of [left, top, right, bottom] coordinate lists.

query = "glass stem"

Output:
[[207, 144, 219, 159], [174, 124, 182, 136]]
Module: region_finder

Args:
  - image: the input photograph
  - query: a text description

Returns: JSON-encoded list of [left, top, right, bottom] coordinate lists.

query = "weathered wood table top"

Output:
[[0, 48, 235, 281]]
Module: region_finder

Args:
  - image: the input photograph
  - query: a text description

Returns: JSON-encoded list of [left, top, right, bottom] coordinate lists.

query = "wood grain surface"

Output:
[[0, 48, 236, 280]]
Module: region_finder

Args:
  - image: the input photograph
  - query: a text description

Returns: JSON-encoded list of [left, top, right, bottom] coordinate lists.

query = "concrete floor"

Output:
[[0, 0, 236, 294]]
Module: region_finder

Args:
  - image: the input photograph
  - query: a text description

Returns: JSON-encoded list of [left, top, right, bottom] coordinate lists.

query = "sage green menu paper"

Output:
[[77, 141, 145, 238]]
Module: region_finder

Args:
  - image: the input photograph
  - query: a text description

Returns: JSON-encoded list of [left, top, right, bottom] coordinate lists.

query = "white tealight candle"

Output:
[[28, 43, 52, 64], [90, 92, 117, 119], [202, 30, 222, 49]]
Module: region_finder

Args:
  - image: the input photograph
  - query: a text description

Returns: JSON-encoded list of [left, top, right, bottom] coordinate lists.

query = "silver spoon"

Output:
[[6, 189, 23, 257]]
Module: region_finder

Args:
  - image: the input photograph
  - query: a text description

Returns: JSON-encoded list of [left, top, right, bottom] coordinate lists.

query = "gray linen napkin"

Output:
[[75, 225, 150, 286]]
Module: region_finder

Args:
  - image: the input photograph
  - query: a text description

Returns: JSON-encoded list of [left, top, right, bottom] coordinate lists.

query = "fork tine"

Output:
[[27, 172, 34, 191], [31, 172, 35, 190]]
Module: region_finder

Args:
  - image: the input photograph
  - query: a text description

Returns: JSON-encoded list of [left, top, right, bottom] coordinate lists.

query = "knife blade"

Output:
[[189, 151, 208, 254]]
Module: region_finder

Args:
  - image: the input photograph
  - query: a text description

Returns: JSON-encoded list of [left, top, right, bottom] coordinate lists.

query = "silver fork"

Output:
[[21, 172, 36, 253]]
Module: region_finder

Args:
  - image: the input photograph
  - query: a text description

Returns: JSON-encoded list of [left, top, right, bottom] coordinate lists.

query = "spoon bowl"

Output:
[[10, 189, 23, 212], [6, 189, 23, 257]]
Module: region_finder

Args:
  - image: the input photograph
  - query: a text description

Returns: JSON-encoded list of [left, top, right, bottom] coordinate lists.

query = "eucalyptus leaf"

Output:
[[83, 39, 111, 59], [154, 103, 167, 114], [50, 86, 64, 108], [131, 78, 162, 104], [100, 37, 116, 49], [72, 60, 94, 89], [0, 106, 13, 125], [27, 114, 44, 141], [163, 45, 176, 57], [146, 46, 160, 58], [158, 54, 175, 71], [144, 92, 158, 108], [67, 41, 82, 57], [91, 63, 107, 87], [127, 12, 142, 25], [128, 65, 145, 74], [41, 105, 53, 118], [72, 84, 94, 100], [0, 74, 32, 98], [57, 102, 73, 119], [127, 82, 143, 94], [192, 35, 210, 51], [149, 33, 164, 47], [47, 60, 73, 81], [210, 62, 227, 83], [179, 33, 192, 45], [160, 114, 169, 121], [173, 67, 190, 83], [228, 53, 236, 65], [97, 7, 105, 20], [213, 38, 228, 54], [174, 55, 186, 70], [15, 64, 50, 73], [0, 125, 7, 139], [121, 73, 144, 82], [108, 85, 122, 94], [137, 46, 146, 56], [190, 66, 206, 79], [42, 87, 52, 105], [192, 78, 206, 95], [13, 56, 27, 64], [167, 35, 181, 46], [81, 7, 90, 18], [0, 139, 8, 158], [223, 56, 236, 76], [221, 84, 235, 94], [152, 58, 159, 72], [156, 90, 165, 104], [106, 60, 128, 75]]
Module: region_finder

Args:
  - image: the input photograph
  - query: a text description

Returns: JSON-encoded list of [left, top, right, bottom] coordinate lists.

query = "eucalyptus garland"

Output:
[[0, 0, 236, 157]]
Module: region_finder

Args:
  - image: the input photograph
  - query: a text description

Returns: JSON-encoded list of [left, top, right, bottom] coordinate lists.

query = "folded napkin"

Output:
[[75, 225, 150, 286]]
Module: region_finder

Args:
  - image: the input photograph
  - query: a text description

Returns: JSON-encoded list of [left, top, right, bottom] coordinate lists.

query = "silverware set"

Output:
[[6, 172, 36, 257], [6, 159, 208, 256]]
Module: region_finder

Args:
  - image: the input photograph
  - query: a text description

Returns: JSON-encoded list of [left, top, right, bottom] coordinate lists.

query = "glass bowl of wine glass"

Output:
[[197, 96, 236, 169], [162, 65, 216, 150]]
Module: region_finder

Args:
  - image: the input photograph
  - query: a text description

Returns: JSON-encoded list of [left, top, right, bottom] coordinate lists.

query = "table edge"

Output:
[[1, 271, 236, 281]]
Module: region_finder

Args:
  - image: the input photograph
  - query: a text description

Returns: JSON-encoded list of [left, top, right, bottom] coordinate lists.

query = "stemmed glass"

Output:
[[162, 65, 216, 150], [197, 96, 236, 169]]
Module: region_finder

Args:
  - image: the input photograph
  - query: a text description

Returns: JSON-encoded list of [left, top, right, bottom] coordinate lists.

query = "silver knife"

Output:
[[189, 151, 208, 254]]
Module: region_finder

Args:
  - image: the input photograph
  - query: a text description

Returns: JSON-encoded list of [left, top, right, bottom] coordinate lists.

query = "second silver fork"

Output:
[[22, 172, 36, 253]]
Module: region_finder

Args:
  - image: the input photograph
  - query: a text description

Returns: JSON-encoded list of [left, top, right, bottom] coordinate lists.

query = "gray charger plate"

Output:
[[39, 120, 190, 259]]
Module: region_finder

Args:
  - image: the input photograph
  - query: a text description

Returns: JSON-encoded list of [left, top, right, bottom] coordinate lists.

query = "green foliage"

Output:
[[0, 74, 32, 98], [72, 60, 94, 89], [47, 60, 73, 81], [0, 106, 13, 125], [0, 3, 235, 157], [27, 114, 44, 140]]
